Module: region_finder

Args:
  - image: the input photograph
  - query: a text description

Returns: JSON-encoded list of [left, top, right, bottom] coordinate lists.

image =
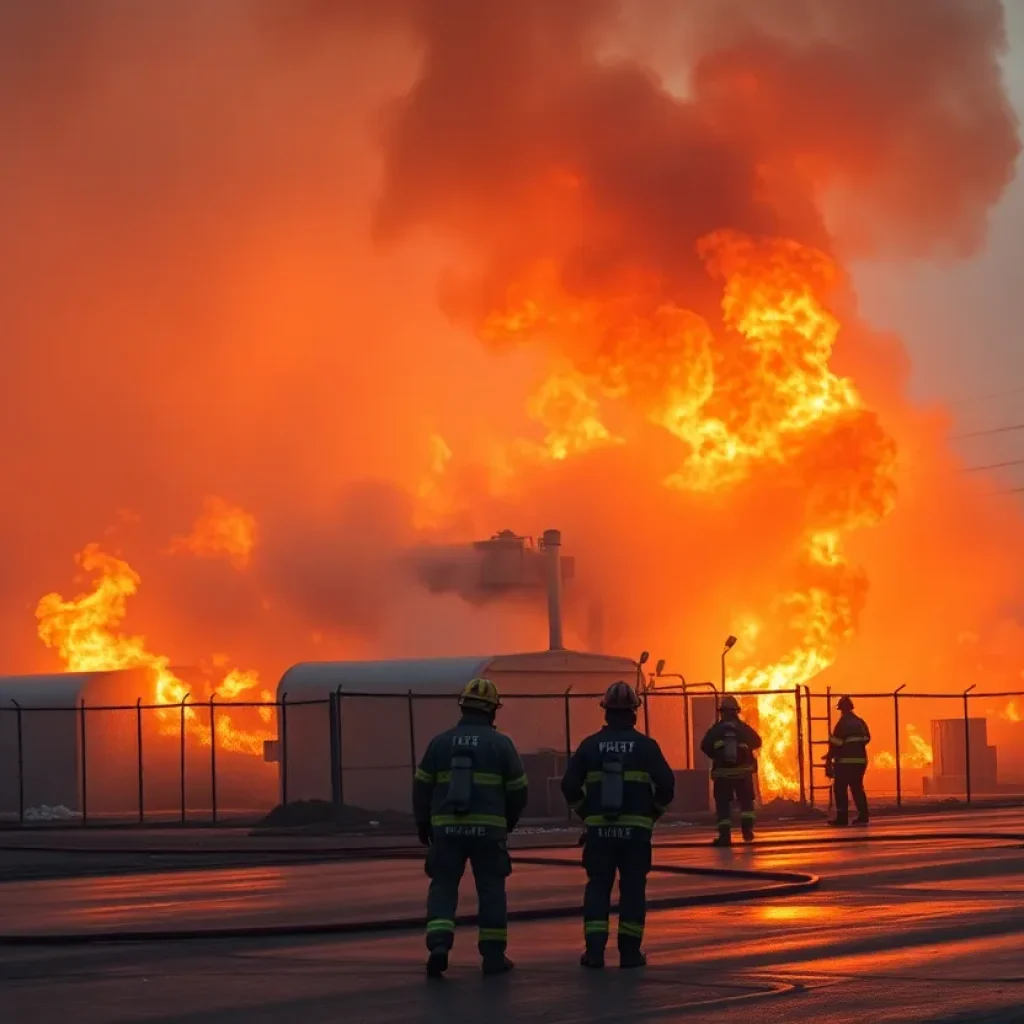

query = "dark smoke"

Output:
[[354, 0, 1018, 314]]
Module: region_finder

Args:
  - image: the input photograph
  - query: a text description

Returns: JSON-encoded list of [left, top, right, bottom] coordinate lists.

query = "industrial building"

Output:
[[0, 669, 152, 819], [270, 528, 648, 815], [274, 648, 643, 817], [924, 718, 1000, 795], [0, 668, 278, 822]]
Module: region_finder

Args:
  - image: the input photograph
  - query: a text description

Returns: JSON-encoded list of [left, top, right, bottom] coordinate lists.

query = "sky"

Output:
[[854, 4, 1024, 484]]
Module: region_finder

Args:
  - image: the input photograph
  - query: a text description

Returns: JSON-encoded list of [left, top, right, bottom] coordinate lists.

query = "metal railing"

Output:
[[0, 684, 1022, 825]]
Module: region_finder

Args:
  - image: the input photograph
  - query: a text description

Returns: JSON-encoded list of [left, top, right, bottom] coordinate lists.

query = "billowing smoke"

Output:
[[1, 0, 1022, 751]]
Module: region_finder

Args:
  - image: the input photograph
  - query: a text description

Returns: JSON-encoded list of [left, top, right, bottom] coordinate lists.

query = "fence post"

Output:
[[682, 687, 691, 771], [280, 692, 289, 808], [136, 697, 144, 825], [328, 686, 344, 810], [803, 687, 815, 809], [407, 690, 417, 778], [180, 693, 190, 824], [209, 693, 218, 824], [79, 698, 88, 826], [11, 700, 24, 824], [642, 685, 651, 737], [894, 684, 906, 808], [563, 687, 573, 821], [794, 688, 806, 807], [963, 684, 976, 804]]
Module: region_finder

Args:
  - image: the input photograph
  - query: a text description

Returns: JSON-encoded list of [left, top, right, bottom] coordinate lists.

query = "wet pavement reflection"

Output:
[[0, 807, 1021, 1022]]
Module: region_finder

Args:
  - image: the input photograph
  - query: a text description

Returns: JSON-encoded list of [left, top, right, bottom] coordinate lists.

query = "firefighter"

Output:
[[413, 677, 529, 978], [825, 695, 870, 826], [700, 694, 762, 847], [561, 680, 675, 970]]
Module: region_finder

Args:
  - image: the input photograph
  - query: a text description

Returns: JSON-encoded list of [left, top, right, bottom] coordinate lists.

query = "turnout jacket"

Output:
[[700, 719, 762, 779], [827, 712, 871, 767], [413, 713, 529, 838], [561, 725, 675, 840]]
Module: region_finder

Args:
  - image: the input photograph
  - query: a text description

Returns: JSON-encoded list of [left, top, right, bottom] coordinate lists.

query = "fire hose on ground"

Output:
[[0, 829, 1019, 945]]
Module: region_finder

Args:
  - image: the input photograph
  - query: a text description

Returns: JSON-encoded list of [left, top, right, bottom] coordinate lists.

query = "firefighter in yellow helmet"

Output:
[[700, 694, 762, 846], [413, 677, 529, 978], [824, 696, 871, 826]]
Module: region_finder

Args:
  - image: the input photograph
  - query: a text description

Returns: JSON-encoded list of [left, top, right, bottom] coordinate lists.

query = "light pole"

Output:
[[721, 635, 737, 693]]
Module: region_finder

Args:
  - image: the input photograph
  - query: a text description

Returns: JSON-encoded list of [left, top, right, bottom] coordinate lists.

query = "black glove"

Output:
[[417, 822, 432, 846]]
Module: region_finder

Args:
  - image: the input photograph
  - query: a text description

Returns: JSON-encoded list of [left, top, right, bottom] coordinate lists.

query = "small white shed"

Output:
[[274, 649, 640, 815], [0, 669, 153, 820]]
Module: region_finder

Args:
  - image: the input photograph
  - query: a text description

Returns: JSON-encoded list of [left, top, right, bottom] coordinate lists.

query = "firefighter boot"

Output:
[[852, 816, 869, 826], [426, 950, 449, 979], [580, 949, 605, 969], [619, 948, 647, 969], [741, 821, 755, 843], [482, 955, 515, 976], [827, 817, 849, 827], [712, 822, 732, 847]]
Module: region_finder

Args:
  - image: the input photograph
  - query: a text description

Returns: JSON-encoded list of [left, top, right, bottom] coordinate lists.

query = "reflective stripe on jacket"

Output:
[[699, 719, 762, 779], [413, 712, 529, 838], [829, 712, 871, 765], [560, 725, 675, 841]]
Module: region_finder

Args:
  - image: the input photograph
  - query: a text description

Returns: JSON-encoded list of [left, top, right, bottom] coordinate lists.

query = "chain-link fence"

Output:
[[1, 685, 1022, 824]]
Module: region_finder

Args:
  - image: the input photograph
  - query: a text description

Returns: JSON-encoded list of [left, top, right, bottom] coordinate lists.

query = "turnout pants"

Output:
[[582, 838, 652, 953], [425, 833, 511, 960], [713, 775, 756, 838], [833, 764, 869, 822]]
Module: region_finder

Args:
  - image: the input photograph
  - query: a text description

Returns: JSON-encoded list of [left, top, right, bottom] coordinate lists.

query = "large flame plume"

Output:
[[36, 543, 274, 756], [2, 3, 1023, 798]]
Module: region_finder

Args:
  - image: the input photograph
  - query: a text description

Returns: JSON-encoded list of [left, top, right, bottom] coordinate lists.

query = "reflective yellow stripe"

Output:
[[584, 770, 652, 784], [584, 920, 609, 933], [426, 919, 455, 932], [472, 772, 504, 786], [717, 819, 732, 826], [713, 740, 724, 749], [619, 921, 644, 938], [843, 737, 869, 744], [434, 771, 504, 785], [414, 768, 433, 783], [829, 736, 843, 747], [740, 811, 755, 820], [478, 928, 507, 941], [584, 815, 654, 829], [505, 774, 528, 791], [712, 767, 755, 778], [431, 814, 507, 828], [838, 758, 867, 764]]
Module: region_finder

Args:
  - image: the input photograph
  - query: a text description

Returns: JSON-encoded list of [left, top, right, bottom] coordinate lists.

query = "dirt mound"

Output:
[[254, 800, 412, 833]]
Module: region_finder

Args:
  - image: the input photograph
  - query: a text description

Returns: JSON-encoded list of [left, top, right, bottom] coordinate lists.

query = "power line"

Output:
[[950, 422, 1024, 441], [950, 385, 1024, 405], [964, 458, 1024, 474]]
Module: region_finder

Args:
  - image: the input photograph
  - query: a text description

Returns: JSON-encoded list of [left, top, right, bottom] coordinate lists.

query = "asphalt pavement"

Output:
[[0, 809, 1021, 1023]]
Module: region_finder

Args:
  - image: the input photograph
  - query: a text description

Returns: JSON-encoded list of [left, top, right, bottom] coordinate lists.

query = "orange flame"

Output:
[[481, 232, 896, 795], [168, 496, 257, 569], [36, 544, 273, 755], [873, 723, 933, 770]]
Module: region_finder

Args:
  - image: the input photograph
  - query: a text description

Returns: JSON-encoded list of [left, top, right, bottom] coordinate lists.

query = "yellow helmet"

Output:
[[459, 677, 502, 711]]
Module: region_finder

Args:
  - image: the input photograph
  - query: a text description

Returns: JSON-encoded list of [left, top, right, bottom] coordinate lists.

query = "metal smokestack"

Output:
[[542, 528, 565, 651]]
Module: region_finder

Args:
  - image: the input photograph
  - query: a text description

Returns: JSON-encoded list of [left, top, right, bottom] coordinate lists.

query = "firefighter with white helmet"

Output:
[[700, 693, 762, 846], [561, 680, 676, 969], [824, 695, 871, 826], [413, 677, 529, 978]]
